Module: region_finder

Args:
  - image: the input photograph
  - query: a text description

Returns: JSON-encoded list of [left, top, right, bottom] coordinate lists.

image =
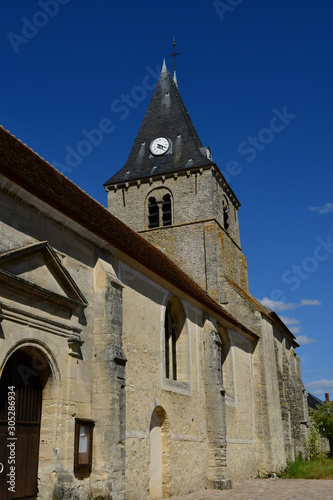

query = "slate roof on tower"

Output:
[[104, 60, 215, 187]]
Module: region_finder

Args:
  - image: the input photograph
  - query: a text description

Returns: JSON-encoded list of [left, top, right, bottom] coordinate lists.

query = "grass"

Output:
[[279, 456, 333, 479]]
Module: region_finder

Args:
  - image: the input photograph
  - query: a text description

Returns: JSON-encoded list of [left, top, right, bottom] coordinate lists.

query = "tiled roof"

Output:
[[0, 125, 257, 338], [104, 62, 214, 187], [307, 393, 323, 409]]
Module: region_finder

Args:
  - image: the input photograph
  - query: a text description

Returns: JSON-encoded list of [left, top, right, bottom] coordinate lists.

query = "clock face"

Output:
[[150, 137, 170, 156]]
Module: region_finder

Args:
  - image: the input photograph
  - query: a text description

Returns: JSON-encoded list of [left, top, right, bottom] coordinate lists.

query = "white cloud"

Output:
[[279, 316, 300, 326], [300, 299, 321, 306], [306, 379, 333, 389], [260, 297, 321, 312], [311, 390, 324, 395], [303, 368, 327, 374], [309, 203, 333, 214], [295, 335, 316, 345], [260, 298, 296, 311], [290, 327, 301, 334]]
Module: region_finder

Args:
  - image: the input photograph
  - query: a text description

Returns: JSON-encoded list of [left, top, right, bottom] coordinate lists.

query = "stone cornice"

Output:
[[106, 164, 241, 209], [0, 302, 82, 337], [0, 269, 86, 311]]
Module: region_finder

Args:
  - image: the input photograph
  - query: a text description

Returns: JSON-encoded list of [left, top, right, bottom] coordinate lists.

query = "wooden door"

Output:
[[0, 351, 42, 500]]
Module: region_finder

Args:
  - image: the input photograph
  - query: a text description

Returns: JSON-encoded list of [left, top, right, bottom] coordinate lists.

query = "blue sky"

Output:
[[1, 0, 332, 397]]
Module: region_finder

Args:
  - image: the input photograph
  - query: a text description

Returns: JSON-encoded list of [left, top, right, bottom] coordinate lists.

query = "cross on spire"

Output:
[[169, 38, 180, 73]]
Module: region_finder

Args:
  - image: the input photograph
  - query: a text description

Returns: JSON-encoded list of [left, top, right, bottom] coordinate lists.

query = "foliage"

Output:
[[304, 421, 326, 460], [310, 401, 333, 455], [279, 456, 333, 479]]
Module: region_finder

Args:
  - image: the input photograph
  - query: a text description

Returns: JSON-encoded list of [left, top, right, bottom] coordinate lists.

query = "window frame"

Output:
[[74, 418, 95, 473], [146, 189, 173, 229], [165, 303, 179, 380], [223, 196, 230, 231], [162, 297, 191, 395]]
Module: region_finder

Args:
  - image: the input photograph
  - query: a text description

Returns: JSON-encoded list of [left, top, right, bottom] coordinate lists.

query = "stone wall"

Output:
[[106, 158, 309, 489], [0, 155, 310, 499], [0, 176, 126, 499], [107, 168, 239, 236], [222, 329, 257, 481], [107, 168, 245, 303], [119, 263, 209, 498]]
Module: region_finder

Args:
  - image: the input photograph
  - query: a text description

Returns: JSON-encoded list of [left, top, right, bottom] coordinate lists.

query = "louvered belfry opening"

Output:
[[162, 194, 172, 226], [148, 196, 159, 228]]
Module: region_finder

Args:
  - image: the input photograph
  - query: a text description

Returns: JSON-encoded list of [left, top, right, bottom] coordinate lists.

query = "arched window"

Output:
[[147, 190, 173, 229], [162, 194, 172, 226], [148, 197, 159, 228], [223, 197, 229, 231], [165, 303, 179, 380], [163, 298, 189, 385]]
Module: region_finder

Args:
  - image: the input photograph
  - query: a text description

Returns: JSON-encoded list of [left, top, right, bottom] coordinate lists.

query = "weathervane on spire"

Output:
[[169, 38, 180, 73]]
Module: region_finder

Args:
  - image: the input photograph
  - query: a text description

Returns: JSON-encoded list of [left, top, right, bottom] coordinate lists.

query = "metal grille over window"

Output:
[[162, 194, 172, 226], [148, 197, 159, 228]]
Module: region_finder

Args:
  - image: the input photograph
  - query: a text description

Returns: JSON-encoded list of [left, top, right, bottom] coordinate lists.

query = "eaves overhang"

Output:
[[105, 163, 241, 210]]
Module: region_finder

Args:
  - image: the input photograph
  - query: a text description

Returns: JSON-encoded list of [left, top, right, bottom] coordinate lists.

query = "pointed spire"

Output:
[[104, 63, 214, 187]]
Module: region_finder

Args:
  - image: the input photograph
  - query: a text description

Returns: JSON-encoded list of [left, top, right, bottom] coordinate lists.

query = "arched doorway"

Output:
[[149, 406, 169, 500], [0, 348, 51, 499]]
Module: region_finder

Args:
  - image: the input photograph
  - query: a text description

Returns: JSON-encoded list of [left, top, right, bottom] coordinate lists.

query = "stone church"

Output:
[[0, 61, 308, 499]]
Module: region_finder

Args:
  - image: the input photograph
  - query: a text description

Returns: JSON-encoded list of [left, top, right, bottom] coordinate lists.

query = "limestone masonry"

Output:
[[0, 61, 308, 499]]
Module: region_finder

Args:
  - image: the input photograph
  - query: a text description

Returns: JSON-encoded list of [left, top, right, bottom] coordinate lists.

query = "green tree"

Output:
[[310, 401, 333, 455]]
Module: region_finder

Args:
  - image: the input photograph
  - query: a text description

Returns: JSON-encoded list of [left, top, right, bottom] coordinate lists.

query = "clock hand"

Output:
[[157, 144, 166, 150]]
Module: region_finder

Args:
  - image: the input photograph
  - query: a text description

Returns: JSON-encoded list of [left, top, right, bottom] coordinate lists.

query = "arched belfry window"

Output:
[[162, 194, 172, 226], [223, 197, 229, 231], [147, 189, 173, 229], [148, 197, 159, 228]]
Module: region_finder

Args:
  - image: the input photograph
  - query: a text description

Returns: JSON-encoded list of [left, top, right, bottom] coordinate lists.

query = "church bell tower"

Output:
[[104, 61, 249, 305]]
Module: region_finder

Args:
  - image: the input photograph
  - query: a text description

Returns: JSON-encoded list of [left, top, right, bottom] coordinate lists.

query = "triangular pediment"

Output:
[[0, 242, 87, 309]]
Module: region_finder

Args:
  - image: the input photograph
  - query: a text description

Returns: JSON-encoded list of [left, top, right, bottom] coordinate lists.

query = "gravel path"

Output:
[[168, 478, 333, 500]]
